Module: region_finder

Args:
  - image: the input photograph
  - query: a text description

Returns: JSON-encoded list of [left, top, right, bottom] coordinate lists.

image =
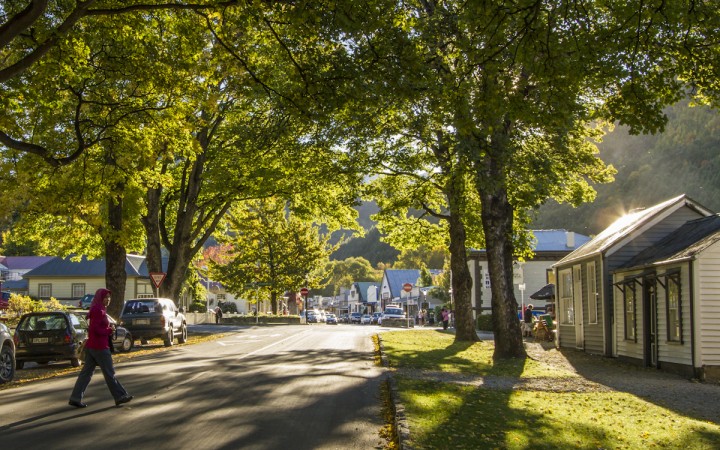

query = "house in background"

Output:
[[0, 256, 55, 295], [202, 275, 253, 315], [468, 230, 591, 318], [612, 214, 720, 380], [349, 281, 381, 314], [380, 269, 422, 313], [23, 255, 156, 304], [553, 194, 714, 363]]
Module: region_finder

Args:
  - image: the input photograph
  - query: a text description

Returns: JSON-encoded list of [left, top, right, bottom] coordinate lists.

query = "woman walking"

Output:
[[69, 288, 133, 408]]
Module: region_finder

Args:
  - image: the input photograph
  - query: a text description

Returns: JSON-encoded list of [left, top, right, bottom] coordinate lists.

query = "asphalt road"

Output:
[[1, 324, 389, 449]]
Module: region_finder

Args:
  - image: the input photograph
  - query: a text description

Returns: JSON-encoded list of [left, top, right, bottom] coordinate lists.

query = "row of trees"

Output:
[[2, 1, 720, 360]]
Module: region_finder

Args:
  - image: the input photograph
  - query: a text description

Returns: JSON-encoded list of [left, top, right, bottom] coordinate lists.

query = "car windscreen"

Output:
[[19, 314, 68, 331], [123, 300, 160, 314], [384, 308, 403, 315]]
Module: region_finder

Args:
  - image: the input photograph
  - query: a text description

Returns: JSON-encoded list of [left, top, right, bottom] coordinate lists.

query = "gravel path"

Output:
[[392, 336, 720, 425]]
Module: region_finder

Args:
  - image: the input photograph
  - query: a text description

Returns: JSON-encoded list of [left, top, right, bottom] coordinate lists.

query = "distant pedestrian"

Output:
[[69, 288, 133, 408], [214, 305, 223, 324], [441, 308, 449, 330], [523, 304, 534, 337]]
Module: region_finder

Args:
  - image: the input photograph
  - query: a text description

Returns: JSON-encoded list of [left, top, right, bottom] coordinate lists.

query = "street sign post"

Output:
[[402, 283, 412, 327], [150, 272, 166, 297], [300, 288, 310, 324]]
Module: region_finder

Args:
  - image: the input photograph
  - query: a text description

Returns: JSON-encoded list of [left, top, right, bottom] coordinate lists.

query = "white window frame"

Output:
[[558, 269, 574, 325], [587, 263, 598, 324], [666, 273, 682, 343], [624, 281, 637, 341], [72, 283, 86, 299], [137, 282, 154, 298], [39, 283, 52, 299]]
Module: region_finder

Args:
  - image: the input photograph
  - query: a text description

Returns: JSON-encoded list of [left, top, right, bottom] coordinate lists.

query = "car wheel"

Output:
[[177, 324, 187, 344], [121, 334, 133, 352], [163, 328, 174, 347], [16, 360, 24, 370], [0, 345, 15, 383]]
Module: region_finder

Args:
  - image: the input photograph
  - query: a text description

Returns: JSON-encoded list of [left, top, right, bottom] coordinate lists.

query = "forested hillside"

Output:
[[335, 101, 720, 263], [531, 101, 720, 235]]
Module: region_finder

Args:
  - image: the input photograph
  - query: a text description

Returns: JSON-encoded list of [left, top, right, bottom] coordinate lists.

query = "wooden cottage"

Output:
[[553, 195, 714, 358], [612, 214, 720, 380]]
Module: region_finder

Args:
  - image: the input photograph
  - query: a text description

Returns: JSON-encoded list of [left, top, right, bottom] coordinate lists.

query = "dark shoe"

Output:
[[69, 400, 87, 408], [115, 395, 134, 406]]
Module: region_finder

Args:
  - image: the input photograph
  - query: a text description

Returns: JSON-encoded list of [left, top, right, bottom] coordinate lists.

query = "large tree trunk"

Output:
[[270, 291, 278, 315], [142, 185, 164, 286], [142, 127, 233, 304], [447, 185, 479, 343], [480, 188, 525, 360], [104, 197, 127, 319]]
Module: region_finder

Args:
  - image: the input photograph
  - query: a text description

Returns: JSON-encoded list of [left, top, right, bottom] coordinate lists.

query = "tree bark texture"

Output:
[[480, 189, 526, 359], [447, 195, 479, 342], [104, 197, 127, 319]]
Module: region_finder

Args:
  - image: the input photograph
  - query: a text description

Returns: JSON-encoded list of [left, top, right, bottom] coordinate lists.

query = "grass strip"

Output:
[[382, 330, 720, 449]]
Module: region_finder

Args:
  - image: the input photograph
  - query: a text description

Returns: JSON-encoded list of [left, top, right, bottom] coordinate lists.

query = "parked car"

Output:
[[350, 312, 363, 324], [371, 312, 382, 324], [378, 306, 406, 325], [76, 311, 133, 353], [361, 314, 372, 325], [306, 311, 318, 323], [78, 293, 94, 309], [325, 314, 338, 325], [119, 298, 187, 347], [339, 313, 349, 323], [0, 322, 15, 383], [13, 311, 88, 368]]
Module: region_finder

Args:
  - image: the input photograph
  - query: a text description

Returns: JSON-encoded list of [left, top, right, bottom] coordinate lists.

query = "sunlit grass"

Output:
[[383, 330, 720, 449], [381, 329, 574, 378]]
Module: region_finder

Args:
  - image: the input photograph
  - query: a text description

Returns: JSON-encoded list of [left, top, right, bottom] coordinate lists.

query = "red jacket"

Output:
[[86, 296, 112, 350]]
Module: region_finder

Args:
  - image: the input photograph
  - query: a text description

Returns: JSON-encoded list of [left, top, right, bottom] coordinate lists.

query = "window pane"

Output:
[[625, 285, 635, 340], [587, 264, 597, 324], [668, 277, 681, 341]]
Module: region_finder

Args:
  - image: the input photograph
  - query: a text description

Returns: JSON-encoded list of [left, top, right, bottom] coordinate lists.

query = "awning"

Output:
[[529, 283, 555, 300]]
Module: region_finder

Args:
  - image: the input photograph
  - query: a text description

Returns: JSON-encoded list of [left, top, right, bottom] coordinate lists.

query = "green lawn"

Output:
[[381, 330, 720, 449]]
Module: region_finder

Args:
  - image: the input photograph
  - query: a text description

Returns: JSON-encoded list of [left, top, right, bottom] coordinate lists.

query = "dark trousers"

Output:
[[443, 320, 449, 330], [70, 347, 129, 403]]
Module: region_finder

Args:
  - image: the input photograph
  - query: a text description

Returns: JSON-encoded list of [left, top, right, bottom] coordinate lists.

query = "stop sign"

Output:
[[403, 283, 412, 292], [300, 287, 309, 296]]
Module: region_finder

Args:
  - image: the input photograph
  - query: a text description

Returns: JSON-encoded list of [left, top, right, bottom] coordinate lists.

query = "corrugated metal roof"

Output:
[[0, 256, 55, 271], [354, 281, 380, 302], [556, 194, 714, 266], [384, 269, 421, 298], [616, 214, 720, 270], [470, 229, 591, 254], [24, 255, 152, 278]]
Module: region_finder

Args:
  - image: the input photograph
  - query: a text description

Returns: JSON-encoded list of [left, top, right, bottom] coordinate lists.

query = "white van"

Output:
[[378, 306, 405, 325]]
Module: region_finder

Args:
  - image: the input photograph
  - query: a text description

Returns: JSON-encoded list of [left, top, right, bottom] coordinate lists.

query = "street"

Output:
[[0, 324, 389, 449]]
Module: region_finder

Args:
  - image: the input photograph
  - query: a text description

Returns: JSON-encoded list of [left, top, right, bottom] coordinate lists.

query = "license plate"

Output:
[[134, 318, 150, 325], [33, 337, 49, 344]]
